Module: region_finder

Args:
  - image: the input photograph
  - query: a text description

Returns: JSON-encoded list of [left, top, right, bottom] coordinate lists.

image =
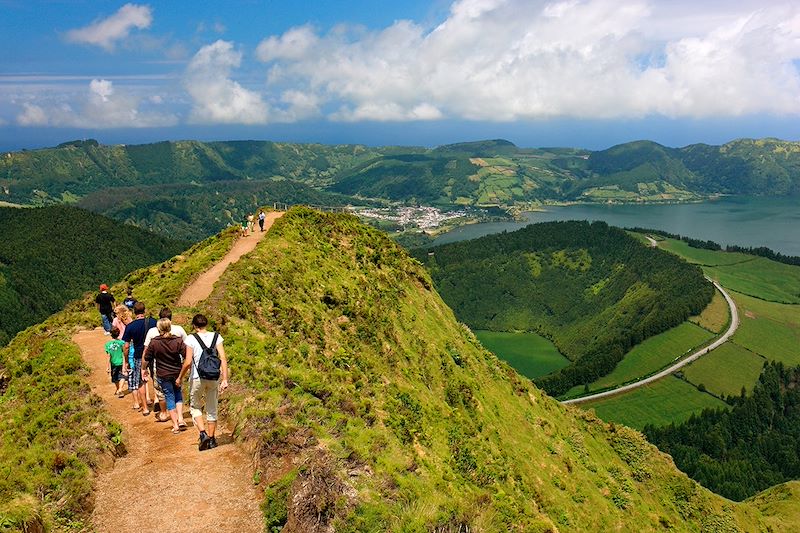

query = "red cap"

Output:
[[99, 284, 108, 290]]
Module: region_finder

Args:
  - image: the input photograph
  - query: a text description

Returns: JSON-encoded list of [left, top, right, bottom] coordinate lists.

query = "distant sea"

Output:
[[433, 196, 800, 256]]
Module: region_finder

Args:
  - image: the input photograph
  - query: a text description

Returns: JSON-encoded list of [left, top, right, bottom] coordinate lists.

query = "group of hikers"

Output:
[[242, 209, 267, 236], [96, 285, 229, 451]]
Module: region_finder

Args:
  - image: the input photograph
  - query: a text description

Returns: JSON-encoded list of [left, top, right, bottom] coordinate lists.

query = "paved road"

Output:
[[562, 280, 739, 405]]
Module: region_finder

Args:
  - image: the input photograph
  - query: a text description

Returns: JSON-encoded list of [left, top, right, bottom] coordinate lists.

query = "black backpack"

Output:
[[193, 332, 221, 380]]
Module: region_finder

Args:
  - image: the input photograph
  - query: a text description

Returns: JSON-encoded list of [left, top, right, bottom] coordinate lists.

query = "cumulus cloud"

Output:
[[184, 40, 270, 124], [15, 79, 177, 128], [253, 0, 800, 121], [65, 3, 152, 51]]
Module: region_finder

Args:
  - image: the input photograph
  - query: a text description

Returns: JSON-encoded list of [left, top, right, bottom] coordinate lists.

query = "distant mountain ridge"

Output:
[[2, 137, 799, 239]]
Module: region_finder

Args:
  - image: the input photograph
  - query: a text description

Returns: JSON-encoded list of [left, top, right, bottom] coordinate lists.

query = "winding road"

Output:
[[562, 279, 739, 405]]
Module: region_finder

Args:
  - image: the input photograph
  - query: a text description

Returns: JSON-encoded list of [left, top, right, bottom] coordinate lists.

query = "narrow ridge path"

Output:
[[178, 211, 283, 306], [75, 211, 284, 531]]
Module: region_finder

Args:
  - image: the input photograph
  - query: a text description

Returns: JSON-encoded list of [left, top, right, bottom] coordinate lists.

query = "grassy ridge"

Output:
[[2, 208, 799, 530]]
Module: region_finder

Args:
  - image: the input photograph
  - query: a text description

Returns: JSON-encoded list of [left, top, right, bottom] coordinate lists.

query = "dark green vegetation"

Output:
[[4, 207, 800, 530], [0, 206, 186, 346], [416, 221, 713, 396], [645, 362, 800, 501], [4, 137, 800, 243], [473, 330, 569, 379]]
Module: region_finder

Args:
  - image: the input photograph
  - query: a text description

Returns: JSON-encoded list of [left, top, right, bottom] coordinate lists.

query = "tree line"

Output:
[[645, 362, 800, 501]]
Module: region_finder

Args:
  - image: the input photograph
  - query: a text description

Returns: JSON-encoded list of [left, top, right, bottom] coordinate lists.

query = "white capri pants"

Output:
[[190, 378, 219, 422]]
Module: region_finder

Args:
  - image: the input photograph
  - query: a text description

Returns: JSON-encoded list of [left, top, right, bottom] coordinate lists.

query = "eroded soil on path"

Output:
[[75, 329, 263, 532]]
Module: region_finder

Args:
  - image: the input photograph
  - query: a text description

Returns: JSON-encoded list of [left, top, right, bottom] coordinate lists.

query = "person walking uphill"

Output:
[[143, 318, 187, 434], [96, 284, 115, 335], [177, 314, 229, 451], [122, 302, 157, 415]]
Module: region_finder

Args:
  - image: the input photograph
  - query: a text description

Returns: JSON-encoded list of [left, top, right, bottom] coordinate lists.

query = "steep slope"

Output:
[[1, 207, 798, 531], [0, 205, 187, 346]]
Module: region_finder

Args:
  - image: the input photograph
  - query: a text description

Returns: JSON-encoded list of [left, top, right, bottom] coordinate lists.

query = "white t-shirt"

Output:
[[144, 324, 187, 347], [184, 331, 224, 380]]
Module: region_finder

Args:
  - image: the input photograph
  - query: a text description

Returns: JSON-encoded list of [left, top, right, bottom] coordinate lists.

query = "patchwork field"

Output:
[[682, 343, 766, 398], [564, 322, 714, 398], [585, 376, 728, 430], [732, 292, 800, 367], [474, 330, 570, 379]]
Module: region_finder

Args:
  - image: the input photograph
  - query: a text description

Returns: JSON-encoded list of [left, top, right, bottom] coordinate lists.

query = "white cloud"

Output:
[[184, 40, 270, 124], [15, 79, 177, 128], [66, 3, 152, 51], [253, 0, 800, 121]]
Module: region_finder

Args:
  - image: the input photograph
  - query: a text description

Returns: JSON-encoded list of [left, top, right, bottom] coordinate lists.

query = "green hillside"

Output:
[[415, 221, 713, 396], [0, 205, 187, 346], [1, 207, 798, 531], [4, 137, 800, 241]]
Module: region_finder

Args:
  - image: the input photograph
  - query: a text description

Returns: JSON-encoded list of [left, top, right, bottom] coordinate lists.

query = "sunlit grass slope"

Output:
[[197, 208, 793, 531]]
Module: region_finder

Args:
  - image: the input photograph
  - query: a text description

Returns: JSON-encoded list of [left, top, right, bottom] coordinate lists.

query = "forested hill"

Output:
[[1, 207, 798, 530], [415, 221, 713, 396], [0, 205, 187, 345], [645, 361, 800, 501]]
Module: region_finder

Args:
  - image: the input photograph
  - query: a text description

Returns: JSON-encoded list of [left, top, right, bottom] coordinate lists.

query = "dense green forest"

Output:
[[416, 221, 713, 396], [78, 179, 363, 242], [645, 362, 800, 501], [0, 206, 187, 345]]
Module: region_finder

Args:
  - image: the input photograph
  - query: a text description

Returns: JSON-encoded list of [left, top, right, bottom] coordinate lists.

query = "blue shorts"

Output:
[[110, 365, 124, 384], [157, 376, 183, 411], [128, 359, 143, 390]]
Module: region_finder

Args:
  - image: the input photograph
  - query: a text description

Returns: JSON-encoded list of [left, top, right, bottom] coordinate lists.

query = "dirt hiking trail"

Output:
[[74, 211, 283, 531], [178, 211, 283, 306]]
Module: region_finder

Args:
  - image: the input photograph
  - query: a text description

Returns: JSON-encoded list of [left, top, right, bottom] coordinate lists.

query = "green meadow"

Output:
[[474, 330, 569, 379], [659, 239, 752, 266], [732, 292, 800, 366], [682, 343, 765, 398], [565, 322, 714, 398], [585, 376, 728, 430]]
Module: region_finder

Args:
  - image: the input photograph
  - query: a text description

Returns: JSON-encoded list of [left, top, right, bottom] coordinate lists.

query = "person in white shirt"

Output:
[[177, 313, 229, 451], [144, 307, 187, 424]]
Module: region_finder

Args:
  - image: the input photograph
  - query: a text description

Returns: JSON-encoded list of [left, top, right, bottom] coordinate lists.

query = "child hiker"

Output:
[[106, 327, 126, 398]]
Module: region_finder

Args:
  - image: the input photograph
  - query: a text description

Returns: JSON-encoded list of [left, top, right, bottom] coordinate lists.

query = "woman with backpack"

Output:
[[177, 313, 229, 451], [143, 318, 187, 434]]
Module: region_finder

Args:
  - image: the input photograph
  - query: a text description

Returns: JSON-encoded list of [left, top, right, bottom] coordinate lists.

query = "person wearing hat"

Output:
[[95, 284, 116, 335]]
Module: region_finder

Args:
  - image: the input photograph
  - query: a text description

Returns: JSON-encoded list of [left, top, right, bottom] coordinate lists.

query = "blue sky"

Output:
[[2, 0, 799, 151]]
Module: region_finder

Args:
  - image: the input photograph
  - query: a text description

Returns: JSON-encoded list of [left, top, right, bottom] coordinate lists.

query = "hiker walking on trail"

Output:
[[122, 302, 157, 415], [143, 318, 187, 434], [177, 313, 229, 451], [258, 209, 266, 231], [144, 308, 187, 424], [96, 284, 115, 335], [105, 327, 126, 398], [247, 212, 255, 235], [123, 288, 137, 310], [112, 305, 134, 372]]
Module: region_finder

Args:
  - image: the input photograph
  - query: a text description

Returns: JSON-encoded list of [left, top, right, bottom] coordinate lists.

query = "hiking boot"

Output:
[[208, 436, 218, 449], [198, 432, 211, 451]]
